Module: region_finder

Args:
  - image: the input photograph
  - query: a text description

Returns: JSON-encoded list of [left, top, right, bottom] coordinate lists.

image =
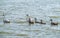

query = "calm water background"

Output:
[[0, 0, 60, 38]]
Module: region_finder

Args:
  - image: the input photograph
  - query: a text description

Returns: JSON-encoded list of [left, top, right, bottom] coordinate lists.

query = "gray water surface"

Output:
[[0, 0, 60, 38]]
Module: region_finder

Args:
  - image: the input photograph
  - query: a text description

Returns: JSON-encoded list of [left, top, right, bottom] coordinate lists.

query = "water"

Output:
[[0, 0, 60, 38]]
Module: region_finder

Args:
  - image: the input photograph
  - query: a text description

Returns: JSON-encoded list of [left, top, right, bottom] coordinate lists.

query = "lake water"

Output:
[[0, 0, 60, 38]]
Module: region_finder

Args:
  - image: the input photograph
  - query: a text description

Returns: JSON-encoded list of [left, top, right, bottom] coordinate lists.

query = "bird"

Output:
[[28, 18, 34, 24], [50, 19, 58, 25], [39, 19, 46, 24], [35, 18, 46, 24], [3, 19, 10, 23], [35, 18, 40, 23], [3, 12, 10, 23], [26, 14, 34, 24]]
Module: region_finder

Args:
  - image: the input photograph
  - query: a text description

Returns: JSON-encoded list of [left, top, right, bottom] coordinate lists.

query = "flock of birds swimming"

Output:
[[27, 15, 58, 25], [3, 14, 58, 26]]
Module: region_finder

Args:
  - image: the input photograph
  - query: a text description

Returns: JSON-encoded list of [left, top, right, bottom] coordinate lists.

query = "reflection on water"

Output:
[[0, 20, 60, 38], [0, 0, 60, 38]]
